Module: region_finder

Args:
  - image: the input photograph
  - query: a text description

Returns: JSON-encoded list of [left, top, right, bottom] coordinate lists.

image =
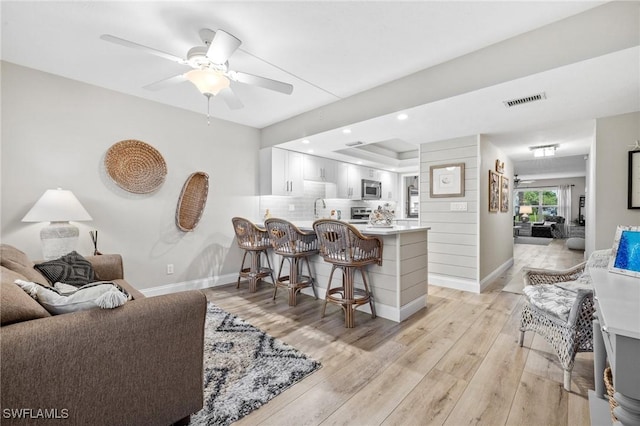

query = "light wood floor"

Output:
[[203, 239, 591, 426]]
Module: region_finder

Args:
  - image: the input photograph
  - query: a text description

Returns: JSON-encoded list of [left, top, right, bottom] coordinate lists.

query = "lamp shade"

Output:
[[22, 189, 92, 222], [185, 69, 230, 96], [519, 205, 533, 215]]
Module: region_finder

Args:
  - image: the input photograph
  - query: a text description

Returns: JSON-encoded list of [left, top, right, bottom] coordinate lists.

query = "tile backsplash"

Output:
[[259, 181, 396, 221]]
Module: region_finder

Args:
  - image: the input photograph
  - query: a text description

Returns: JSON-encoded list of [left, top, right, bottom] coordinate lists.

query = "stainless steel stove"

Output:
[[350, 207, 371, 223]]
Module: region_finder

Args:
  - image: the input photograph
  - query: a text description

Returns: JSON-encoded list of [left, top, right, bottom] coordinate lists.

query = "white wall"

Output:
[[420, 136, 479, 292], [591, 111, 640, 253], [479, 136, 514, 286], [1, 62, 261, 291]]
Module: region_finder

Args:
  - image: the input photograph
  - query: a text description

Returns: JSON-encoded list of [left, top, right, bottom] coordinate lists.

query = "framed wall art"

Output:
[[430, 163, 465, 198], [608, 225, 640, 277], [500, 176, 509, 212], [495, 159, 505, 174], [628, 150, 640, 209], [489, 170, 500, 212]]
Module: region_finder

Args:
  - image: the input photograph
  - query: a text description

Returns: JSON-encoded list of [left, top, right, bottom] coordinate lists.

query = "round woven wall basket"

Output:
[[105, 140, 167, 194]]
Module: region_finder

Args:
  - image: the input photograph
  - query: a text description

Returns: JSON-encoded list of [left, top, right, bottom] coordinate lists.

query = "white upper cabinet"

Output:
[[260, 148, 304, 196], [336, 162, 363, 199], [303, 155, 337, 183], [378, 170, 398, 200]]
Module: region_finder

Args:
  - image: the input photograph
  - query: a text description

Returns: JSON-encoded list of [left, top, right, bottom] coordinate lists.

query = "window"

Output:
[[514, 188, 558, 222]]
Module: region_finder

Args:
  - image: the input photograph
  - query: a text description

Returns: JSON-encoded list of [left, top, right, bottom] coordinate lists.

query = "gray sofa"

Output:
[[0, 244, 207, 425]]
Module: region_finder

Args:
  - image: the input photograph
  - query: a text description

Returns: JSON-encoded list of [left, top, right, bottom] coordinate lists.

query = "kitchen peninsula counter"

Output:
[[261, 220, 430, 323]]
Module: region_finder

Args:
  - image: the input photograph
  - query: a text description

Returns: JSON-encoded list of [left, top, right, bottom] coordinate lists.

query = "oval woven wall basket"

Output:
[[105, 139, 167, 194], [176, 172, 209, 232]]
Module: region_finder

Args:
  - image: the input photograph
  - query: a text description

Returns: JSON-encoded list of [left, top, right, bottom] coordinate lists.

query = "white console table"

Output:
[[589, 268, 640, 426]]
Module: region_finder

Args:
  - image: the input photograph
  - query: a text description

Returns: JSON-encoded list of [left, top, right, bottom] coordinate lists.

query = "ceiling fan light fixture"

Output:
[[186, 69, 230, 96]]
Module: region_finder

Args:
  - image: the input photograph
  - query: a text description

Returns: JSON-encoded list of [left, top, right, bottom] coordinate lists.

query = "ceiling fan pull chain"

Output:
[[206, 93, 211, 126]]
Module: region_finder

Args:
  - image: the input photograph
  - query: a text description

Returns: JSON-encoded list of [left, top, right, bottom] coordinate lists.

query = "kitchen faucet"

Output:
[[314, 198, 326, 219]]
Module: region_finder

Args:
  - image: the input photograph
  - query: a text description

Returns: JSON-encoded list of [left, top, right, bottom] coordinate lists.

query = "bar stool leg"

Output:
[[248, 251, 260, 293], [360, 267, 376, 319], [237, 250, 248, 288], [288, 257, 299, 306], [273, 257, 285, 300], [322, 265, 338, 318], [344, 266, 356, 328], [263, 249, 276, 285], [304, 256, 318, 299]]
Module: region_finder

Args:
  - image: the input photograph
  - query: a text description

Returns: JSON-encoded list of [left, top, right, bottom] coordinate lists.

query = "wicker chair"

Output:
[[313, 219, 382, 328], [518, 261, 594, 391], [231, 217, 275, 293], [264, 218, 319, 306]]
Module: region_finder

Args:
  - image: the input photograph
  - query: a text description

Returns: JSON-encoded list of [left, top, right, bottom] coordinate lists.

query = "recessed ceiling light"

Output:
[[397, 113, 408, 120], [357, 161, 363, 165], [302, 139, 310, 144], [342, 128, 351, 134]]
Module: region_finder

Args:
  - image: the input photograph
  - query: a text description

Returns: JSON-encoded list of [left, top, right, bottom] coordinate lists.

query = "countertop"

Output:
[[260, 220, 430, 236]]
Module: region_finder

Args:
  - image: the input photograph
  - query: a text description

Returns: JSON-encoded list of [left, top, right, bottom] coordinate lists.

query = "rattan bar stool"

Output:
[[265, 218, 319, 306], [231, 217, 275, 293], [313, 219, 382, 328]]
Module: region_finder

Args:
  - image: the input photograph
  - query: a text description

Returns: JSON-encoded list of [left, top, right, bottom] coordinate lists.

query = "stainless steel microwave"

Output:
[[361, 179, 382, 200]]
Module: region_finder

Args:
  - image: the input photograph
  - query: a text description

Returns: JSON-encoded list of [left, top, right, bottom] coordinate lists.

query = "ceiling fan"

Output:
[[100, 28, 294, 111]]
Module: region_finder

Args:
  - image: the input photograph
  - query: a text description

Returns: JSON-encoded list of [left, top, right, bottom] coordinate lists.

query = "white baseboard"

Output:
[[429, 273, 480, 293], [140, 273, 237, 297], [480, 257, 514, 292]]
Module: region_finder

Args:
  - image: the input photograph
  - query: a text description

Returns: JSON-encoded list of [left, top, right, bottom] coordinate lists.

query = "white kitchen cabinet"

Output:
[[379, 170, 398, 200], [260, 147, 303, 196], [336, 162, 363, 199], [303, 155, 337, 183]]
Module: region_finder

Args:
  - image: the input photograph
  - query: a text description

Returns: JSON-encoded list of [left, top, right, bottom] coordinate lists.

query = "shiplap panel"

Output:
[[429, 263, 477, 279], [428, 232, 477, 246], [421, 136, 479, 290], [400, 241, 428, 260], [401, 255, 430, 275], [429, 252, 476, 268], [400, 279, 428, 305], [421, 212, 477, 224], [422, 222, 477, 234], [429, 242, 477, 257]]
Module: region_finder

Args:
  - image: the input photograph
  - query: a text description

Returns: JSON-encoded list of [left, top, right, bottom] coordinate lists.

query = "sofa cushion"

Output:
[[0, 244, 49, 286], [1, 267, 51, 325], [14, 279, 129, 315], [34, 251, 95, 286]]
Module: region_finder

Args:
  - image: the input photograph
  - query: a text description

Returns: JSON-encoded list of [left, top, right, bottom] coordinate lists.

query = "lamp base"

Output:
[[41, 222, 79, 260]]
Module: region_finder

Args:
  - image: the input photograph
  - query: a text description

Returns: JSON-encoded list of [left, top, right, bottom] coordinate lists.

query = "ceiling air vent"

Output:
[[503, 92, 546, 108], [345, 141, 364, 147]]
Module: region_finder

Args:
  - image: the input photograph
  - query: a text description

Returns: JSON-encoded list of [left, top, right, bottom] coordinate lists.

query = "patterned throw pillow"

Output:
[[14, 280, 129, 315], [34, 251, 95, 286]]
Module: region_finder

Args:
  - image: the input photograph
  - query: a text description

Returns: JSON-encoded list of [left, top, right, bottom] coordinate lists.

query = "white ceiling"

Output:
[[2, 1, 638, 177]]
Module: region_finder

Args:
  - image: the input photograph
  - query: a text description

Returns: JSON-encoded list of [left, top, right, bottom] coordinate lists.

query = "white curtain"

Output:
[[558, 185, 572, 222]]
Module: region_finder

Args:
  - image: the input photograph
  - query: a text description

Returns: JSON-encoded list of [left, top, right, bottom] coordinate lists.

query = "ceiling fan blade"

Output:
[[206, 30, 241, 64], [229, 71, 293, 95], [100, 34, 186, 64], [143, 74, 188, 91], [218, 87, 244, 110]]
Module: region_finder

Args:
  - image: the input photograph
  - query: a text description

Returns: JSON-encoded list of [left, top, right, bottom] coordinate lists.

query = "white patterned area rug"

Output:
[[190, 303, 321, 426]]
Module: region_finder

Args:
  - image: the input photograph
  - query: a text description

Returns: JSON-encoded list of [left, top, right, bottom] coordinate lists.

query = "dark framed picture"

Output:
[[430, 163, 465, 198], [500, 176, 509, 212], [489, 170, 499, 212], [629, 151, 640, 209]]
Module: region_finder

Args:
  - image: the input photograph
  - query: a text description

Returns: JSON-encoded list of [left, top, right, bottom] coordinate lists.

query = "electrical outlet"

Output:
[[167, 264, 174, 275]]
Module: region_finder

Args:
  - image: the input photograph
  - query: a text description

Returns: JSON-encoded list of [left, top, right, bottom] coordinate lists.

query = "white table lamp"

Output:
[[519, 205, 533, 222], [22, 188, 92, 260]]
